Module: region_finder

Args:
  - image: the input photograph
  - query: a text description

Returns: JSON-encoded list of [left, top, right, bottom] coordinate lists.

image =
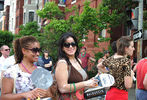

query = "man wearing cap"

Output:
[[79, 47, 96, 72]]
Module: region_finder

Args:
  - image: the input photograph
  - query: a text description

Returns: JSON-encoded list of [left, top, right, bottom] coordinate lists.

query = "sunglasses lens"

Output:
[[71, 42, 76, 47], [31, 48, 41, 53], [64, 43, 70, 48], [64, 42, 76, 48], [5, 49, 10, 51]]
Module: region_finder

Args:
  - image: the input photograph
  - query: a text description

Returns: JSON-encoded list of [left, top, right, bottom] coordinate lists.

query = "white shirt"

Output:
[[3, 55, 15, 70], [0, 55, 7, 71], [0, 55, 7, 79]]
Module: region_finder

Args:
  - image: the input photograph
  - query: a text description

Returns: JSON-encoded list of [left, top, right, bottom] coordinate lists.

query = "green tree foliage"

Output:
[[16, 21, 41, 38], [37, 2, 64, 20], [101, 0, 137, 28], [37, 0, 135, 62], [0, 30, 14, 48], [143, 11, 147, 29]]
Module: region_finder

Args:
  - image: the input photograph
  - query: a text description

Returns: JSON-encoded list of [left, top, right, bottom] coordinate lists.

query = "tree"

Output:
[[0, 30, 14, 48], [16, 21, 41, 38], [37, 1, 112, 61]]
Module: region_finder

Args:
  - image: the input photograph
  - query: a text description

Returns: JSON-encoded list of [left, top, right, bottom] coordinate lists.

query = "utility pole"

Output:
[[137, 0, 143, 61]]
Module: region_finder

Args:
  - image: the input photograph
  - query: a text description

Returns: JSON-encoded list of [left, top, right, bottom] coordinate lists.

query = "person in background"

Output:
[[1, 36, 52, 100], [35, 50, 53, 72], [133, 46, 147, 100], [79, 47, 96, 72], [111, 41, 117, 55], [42, 50, 53, 71], [0, 45, 10, 90], [55, 32, 98, 99], [97, 36, 135, 100]]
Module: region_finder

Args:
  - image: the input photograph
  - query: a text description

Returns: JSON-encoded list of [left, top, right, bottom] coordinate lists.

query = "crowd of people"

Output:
[[0, 32, 146, 100]]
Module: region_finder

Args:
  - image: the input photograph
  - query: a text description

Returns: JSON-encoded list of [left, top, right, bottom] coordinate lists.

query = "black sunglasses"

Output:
[[26, 48, 42, 53], [4, 49, 10, 51], [63, 42, 76, 48]]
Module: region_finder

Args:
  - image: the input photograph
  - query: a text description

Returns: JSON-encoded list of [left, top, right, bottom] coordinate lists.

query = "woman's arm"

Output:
[[1, 78, 26, 100], [55, 60, 97, 93], [97, 62, 109, 73], [1, 78, 47, 100], [143, 73, 147, 90], [124, 70, 134, 89]]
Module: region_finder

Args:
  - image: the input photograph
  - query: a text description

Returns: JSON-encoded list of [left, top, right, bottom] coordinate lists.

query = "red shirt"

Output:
[[79, 53, 90, 68], [136, 58, 147, 90]]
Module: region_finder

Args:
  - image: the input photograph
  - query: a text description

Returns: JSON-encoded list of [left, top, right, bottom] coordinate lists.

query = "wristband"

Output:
[[73, 83, 76, 92]]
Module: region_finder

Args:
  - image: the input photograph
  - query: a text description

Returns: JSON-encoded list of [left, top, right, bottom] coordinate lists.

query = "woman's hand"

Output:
[[22, 88, 48, 99], [83, 78, 98, 88]]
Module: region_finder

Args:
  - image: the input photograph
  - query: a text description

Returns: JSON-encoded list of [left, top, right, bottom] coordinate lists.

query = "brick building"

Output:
[[15, 0, 24, 34]]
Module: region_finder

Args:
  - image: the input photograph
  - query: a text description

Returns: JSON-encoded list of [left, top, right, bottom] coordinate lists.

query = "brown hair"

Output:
[[116, 36, 133, 55], [13, 36, 39, 63], [144, 46, 147, 57]]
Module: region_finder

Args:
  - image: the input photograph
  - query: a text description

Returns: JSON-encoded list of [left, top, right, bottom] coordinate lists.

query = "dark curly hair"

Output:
[[13, 36, 39, 64]]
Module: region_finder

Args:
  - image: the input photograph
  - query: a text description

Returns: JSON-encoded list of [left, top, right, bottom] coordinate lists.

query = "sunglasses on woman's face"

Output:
[[26, 48, 42, 53], [63, 42, 76, 48]]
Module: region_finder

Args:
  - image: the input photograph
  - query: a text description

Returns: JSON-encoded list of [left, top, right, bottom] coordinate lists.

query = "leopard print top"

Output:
[[102, 56, 131, 91]]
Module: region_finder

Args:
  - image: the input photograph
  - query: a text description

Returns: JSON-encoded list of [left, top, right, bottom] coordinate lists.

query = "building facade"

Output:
[[9, 0, 17, 34], [15, 0, 24, 34]]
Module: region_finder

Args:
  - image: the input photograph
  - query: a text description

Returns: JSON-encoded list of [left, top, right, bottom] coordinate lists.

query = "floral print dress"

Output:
[[3, 64, 36, 93]]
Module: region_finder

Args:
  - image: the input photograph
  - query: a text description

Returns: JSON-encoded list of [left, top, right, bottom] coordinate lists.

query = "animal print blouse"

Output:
[[102, 56, 131, 91]]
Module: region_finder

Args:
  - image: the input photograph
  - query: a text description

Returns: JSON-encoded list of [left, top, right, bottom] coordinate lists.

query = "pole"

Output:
[[137, 0, 143, 61]]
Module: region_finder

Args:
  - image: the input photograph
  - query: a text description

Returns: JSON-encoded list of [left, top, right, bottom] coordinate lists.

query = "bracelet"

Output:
[[73, 83, 76, 92], [70, 84, 72, 93]]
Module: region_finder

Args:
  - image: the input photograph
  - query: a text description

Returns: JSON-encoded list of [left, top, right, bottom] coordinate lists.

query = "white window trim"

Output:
[[71, 0, 76, 4], [58, 4, 66, 7]]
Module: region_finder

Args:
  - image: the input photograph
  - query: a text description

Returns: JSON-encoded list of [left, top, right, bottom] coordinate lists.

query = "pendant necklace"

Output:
[[21, 62, 37, 74], [81, 52, 86, 57]]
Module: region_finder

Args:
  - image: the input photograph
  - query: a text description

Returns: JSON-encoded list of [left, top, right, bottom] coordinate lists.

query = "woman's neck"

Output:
[[21, 59, 34, 68], [68, 55, 75, 60]]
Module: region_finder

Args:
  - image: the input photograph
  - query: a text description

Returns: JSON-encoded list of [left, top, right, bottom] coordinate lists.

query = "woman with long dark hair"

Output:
[[55, 32, 98, 99]]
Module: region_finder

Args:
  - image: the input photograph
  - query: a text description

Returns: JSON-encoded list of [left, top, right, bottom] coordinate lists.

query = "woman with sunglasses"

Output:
[[97, 36, 135, 100], [1, 36, 51, 100], [55, 32, 98, 99]]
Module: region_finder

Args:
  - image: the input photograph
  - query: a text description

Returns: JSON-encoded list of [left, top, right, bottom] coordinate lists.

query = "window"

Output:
[[100, 29, 106, 38], [58, 0, 66, 5], [24, 0, 28, 5], [29, 12, 34, 22], [23, 13, 26, 24], [11, 18, 13, 29], [28, 0, 31, 4]]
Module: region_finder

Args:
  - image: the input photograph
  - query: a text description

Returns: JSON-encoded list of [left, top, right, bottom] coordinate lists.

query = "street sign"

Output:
[[133, 29, 142, 41]]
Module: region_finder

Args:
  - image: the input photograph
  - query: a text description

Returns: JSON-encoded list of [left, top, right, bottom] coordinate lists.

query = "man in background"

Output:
[[0, 45, 10, 90], [79, 47, 96, 72]]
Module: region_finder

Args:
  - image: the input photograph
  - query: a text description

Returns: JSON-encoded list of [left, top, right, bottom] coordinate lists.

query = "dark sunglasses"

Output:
[[27, 48, 42, 53], [63, 42, 76, 48], [4, 49, 10, 51]]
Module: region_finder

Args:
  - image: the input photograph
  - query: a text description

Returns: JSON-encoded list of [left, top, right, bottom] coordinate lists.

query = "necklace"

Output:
[[81, 52, 86, 57], [21, 62, 37, 74]]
